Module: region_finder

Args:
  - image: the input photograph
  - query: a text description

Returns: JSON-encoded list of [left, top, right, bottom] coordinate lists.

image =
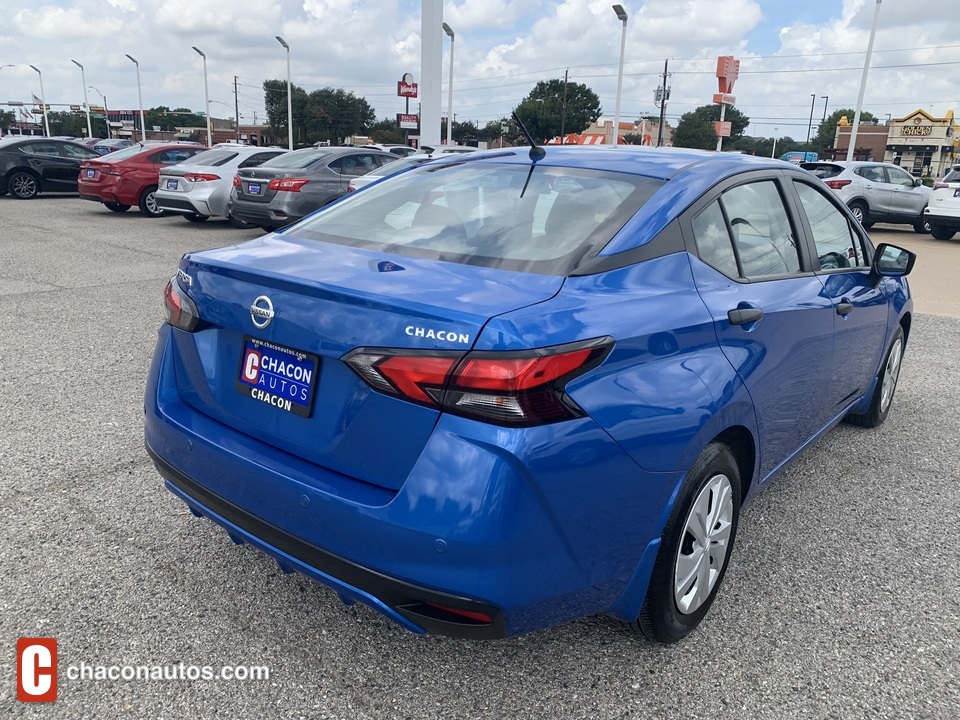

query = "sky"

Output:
[[1, 0, 959, 140]]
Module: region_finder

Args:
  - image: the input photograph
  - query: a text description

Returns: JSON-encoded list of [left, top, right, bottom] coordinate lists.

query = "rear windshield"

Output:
[[182, 149, 239, 166], [95, 144, 150, 162], [291, 161, 663, 275], [801, 163, 844, 179], [944, 168, 960, 183], [260, 149, 330, 169]]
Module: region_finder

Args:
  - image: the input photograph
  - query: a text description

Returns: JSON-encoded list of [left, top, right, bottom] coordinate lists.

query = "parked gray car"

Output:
[[801, 160, 932, 233], [228, 147, 396, 231]]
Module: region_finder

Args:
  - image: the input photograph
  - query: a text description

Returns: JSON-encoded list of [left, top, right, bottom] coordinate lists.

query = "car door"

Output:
[[686, 174, 837, 480], [58, 142, 98, 190], [20, 141, 76, 189], [853, 165, 892, 217], [884, 165, 926, 217], [789, 178, 891, 408]]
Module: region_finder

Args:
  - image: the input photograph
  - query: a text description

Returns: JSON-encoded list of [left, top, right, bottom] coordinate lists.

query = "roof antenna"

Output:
[[511, 111, 546, 161]]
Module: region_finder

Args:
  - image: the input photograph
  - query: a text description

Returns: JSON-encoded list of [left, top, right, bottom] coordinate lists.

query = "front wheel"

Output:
[[138, 185, 166, 218], [845, 325, 905, 428], [930, 224, 956, 241], [629, 442, 741, 643], [9, 171, 40, 199]]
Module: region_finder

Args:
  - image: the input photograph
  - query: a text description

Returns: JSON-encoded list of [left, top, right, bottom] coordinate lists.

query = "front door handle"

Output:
[[728, 307, 764, 325], [836, 302, 853, 316]]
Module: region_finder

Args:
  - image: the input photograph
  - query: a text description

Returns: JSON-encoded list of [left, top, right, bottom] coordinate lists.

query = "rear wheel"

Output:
[[9, 171, 40, 199], [628, 442, 741, 643], [104, 202, 130, 213], [914, 211, 931, 234], [930, 224, 956, 241], [184, 213, 209, 223], [138, 185, 166, 218], [228, 213, 255, 229], [848, 200, 867, 225], [845, 325, 904, 428]]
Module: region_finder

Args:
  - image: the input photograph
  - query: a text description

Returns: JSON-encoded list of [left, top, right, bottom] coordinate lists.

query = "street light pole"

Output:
[[70, 60, 93, 140], [442, 22, 455, 146], [192, 46, 212, 146], [771, 128, 779, 158], [276, 36, 293, 150], [848, 0, 883, 161], [125, 54, 146, 142], [28, 65, 51, 137], [89, 86, 109, 138], [611, 4, 628, 147], [820, 95, 829, 123], [806, 93, 816, 145]]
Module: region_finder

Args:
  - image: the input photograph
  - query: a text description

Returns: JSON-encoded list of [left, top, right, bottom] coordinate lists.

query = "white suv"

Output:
[[924, 164, 960, 240]]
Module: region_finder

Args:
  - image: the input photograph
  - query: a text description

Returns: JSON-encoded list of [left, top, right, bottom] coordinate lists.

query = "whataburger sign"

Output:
[[712, 55, 740, 138]]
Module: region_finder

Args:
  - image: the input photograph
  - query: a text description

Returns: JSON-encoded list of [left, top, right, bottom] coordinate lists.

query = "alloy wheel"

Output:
[[880, 337, 903, 413]]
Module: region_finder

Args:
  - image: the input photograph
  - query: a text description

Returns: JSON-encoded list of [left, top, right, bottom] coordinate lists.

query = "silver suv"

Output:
[[924, 164, 960, 241], [801, 161, 932, 233]]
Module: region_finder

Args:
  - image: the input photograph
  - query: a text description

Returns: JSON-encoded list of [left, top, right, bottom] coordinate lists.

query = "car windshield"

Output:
[[944, 168, 960, 183], [292, 162, 663, 275], [260, 149, 331, 169], [180, 149, 239, 166]]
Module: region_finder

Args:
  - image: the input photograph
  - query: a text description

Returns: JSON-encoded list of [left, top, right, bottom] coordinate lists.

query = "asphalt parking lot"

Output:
[[2, 196, 958, 719]]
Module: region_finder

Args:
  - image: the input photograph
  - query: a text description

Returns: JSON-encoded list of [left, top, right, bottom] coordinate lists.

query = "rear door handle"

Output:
[[836, 302, 853, 316], [728, 308, 764, 325]]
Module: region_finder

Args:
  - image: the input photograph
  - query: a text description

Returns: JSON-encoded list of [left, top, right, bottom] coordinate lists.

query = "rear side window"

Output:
[[292, 162, 662, 275], [721, 181, 800, 277], [802, 163, 843, 179], [692, 201, 739, 278], [854, 166, 885, 183], [60, 143, 98, 159], [21, 142, 60, 156]]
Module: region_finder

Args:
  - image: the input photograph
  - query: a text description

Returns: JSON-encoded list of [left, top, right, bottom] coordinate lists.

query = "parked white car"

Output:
[[924, 164, 960, 240], [155, 145, 288, 226]]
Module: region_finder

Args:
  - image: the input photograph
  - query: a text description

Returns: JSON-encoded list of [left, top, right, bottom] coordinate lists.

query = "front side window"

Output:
[[855, 166, 885, 183], [795, 181, 865, 269], [886, 166, 916, 187], [291, 161, 662, 275], [719, 181, 800, 277]]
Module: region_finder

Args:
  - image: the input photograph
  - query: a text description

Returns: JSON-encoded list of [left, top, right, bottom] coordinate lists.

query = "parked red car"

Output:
[[78, 143, 207, 217]]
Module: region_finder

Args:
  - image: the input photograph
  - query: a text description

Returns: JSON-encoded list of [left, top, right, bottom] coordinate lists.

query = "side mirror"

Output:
[[872, 243, 916, 279], [914, 177, 923, 187]]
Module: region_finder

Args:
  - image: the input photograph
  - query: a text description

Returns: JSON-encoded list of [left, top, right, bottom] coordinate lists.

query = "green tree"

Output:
[[263, 79, 310, 145], [368, 117, 405, 144], [672, 105, 750, 150], [304, 88, 376, 145], [512, 79, 601, 143], [811, 108, 878, 154], [1, 109, 17, 132]]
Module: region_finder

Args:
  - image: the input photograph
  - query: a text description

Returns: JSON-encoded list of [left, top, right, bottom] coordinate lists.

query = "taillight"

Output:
[[267, 178, 310, 192], [934, 182, 948, 189], [343, 337, 612, 426], [101, 167, 122, 176], [183, 173, 220, 182], [232, 175, 241, 187], [824, 179, 852, 190], [163, 275, 201, 331]]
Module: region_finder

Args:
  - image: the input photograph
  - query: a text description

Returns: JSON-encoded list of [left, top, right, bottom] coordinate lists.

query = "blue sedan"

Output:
[[145, 146, 914, 642]]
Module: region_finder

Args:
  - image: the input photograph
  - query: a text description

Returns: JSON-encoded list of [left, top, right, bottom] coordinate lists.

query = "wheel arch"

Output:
[[713, 425, 756, 504]]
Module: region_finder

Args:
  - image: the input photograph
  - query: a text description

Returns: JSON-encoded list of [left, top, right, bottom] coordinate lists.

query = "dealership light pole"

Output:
[[125, 54, 146, 142], [771, 127, 779, 158], [611, 4, 628, 146], [276, 36, 293, 150], [806, 93, 816, 145], [821, 95, 829, 123], [847, 0, 882, 161], [28, 65, 51, 137], [70, 60, 93, 139], [192, 46, 212, 146], [442, 22, 455, 145], [89, 86, 110, 138]]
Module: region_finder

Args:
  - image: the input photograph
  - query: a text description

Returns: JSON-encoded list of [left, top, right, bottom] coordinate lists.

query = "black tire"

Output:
[[9, 171, 40, 199], [228, 213, 255, 229], [930, 224, 956, 241], [862, 221, 875, 229], [104, 202, 131, 213], [914, 212, 931, 234], [184, 213, 209, 223], [848, 200, 867, 226], [628, 442, 741, 643], [845, 325, 905, 428], [138, 185, 166, 218], [259, 225, 276, 233]]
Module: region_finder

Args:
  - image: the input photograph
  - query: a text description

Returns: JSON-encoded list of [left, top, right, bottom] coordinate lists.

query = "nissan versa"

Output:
[[145, 146, 914, 642]]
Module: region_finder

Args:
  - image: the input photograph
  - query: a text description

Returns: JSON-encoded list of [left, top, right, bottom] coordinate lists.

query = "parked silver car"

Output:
[[801, 161, 931, 233], [924, 164, 960, 240], [227, 147, 396, 231], [155, 145, 288, 226]]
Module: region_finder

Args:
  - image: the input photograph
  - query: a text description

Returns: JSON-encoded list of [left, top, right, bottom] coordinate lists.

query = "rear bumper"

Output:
[[144, 324, 669, 637], [228, 198, 301, 227], [156, 194, 209, 216], [925, 209, 960, 229]]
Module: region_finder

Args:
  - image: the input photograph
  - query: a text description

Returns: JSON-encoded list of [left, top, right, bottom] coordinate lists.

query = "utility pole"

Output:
[[560, 68, 568, 144], [234, 76, 240, 142], [656, 59, 670, 147], [806, 93, 816, 145]]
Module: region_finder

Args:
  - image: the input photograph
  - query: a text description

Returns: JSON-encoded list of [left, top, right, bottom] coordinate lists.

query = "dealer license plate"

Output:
[[236, 337, 319, 418], [248, 182, 261, 195], [85, 169, 95, 178], [166, 179, 178, 190]]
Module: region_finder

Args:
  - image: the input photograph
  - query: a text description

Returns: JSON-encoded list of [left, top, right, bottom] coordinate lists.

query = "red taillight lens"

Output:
[[183, 172, 220, 182], [824, 179, 852, 190], [101, 167, 122, 176], [934, 182, 948, 189], [163, 276, 200, 331], [232, 175, 241, 187], [267, 178, 310, 192], [343, 338, 612, 426]]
